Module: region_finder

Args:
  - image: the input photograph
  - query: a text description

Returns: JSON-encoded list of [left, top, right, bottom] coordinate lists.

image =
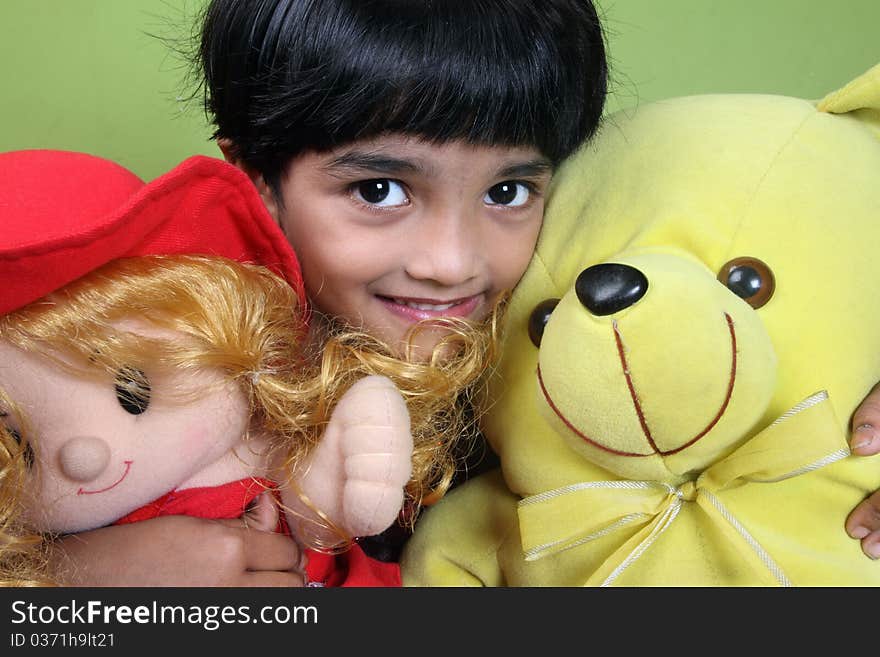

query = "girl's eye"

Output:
[[352, 179, 409, 207], [115, 367, 151, 415], [484, 181, 530, 207]]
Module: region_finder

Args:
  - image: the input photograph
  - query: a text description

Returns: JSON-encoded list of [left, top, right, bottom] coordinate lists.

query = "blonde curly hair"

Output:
[[0, 255, 500, 585]]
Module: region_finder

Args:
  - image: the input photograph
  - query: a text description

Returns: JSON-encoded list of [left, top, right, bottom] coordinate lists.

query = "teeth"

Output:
[[393, 298, 457, 311]]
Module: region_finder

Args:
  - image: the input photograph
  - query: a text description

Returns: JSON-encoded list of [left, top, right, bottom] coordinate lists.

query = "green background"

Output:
[[1, 0, 877, 181]]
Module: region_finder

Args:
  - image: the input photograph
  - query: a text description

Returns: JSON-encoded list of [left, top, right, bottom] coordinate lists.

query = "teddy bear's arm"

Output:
[[400, 469, 517, 586]]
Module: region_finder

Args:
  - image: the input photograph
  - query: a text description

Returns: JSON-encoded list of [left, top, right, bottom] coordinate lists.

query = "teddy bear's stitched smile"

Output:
[[537, 312, 738, 457]]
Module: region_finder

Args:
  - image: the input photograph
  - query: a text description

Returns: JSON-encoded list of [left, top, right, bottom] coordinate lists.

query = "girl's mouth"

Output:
[[78, 460, 132, 495], [377, 294, 482, 322]]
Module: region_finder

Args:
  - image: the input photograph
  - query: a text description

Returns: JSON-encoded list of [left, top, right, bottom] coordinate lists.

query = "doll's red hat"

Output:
[[0, 150, 305, 316]]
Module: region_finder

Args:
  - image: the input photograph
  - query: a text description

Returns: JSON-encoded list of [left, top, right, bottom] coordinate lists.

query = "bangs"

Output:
[[319, 10, 589, 163], [203, 0, 606, 174]]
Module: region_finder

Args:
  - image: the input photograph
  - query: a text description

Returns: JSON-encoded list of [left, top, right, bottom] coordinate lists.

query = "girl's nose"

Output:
[[405, 211, 479, 285], [57, 436, 112, 482]]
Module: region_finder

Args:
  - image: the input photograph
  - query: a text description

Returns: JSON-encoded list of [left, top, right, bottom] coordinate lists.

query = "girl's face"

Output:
[[263, 136, 550, 357]]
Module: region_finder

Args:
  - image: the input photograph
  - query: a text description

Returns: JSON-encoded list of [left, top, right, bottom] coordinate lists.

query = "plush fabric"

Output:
[[402, 63, 880, 586], [0, 150, 305, 316]]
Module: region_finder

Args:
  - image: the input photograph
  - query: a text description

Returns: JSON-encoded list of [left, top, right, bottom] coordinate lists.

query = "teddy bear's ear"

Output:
[[816, 62, 880, 115]]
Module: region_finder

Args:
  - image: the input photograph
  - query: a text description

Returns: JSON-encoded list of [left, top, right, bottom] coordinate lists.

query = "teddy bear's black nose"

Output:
[[575, 263, 649, 316]]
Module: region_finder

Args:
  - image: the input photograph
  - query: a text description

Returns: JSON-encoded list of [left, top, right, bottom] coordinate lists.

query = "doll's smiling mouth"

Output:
[[77, 460, 133, 495], [538, 313, 737, 456]]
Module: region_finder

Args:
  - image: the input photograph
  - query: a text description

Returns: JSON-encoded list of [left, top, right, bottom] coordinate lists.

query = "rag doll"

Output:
[[0, 149, 416, 586]]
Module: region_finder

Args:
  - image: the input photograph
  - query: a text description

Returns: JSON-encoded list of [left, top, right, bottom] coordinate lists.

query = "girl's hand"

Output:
[[845, 382, 880, 560], [52, 513, 305, 587]]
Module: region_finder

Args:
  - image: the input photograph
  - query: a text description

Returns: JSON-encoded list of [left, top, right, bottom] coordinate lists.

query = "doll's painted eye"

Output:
[[1, 413, 33, 468], [115, 367, 151, 415], [717, 257, 775, 309], [528, 299, 559, 347]]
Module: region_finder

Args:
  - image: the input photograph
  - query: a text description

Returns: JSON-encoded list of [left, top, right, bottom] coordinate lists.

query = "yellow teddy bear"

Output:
[[401, 64, 880, 586]]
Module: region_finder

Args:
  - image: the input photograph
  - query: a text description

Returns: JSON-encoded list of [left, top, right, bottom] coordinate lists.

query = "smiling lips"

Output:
[[77, 460, 133, 495], [378, 294, 482, 322]]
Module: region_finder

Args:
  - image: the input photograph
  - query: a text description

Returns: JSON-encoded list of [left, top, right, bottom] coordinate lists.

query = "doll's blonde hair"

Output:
[[0, 255, 499, 584], [0, 392, 54, 587]]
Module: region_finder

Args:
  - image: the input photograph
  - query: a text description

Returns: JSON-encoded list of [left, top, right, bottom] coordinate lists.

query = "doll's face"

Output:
[[0, 331, 258, 533], [267, 135, 549, 358]]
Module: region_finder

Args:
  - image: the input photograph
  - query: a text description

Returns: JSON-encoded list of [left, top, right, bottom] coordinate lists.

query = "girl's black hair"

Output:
[[197, 0, 608, 190]]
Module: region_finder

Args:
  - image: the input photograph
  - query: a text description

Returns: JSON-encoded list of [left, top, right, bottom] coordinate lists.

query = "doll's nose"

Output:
[[575, 263, 649, 316], [57, 436, 112, 482]]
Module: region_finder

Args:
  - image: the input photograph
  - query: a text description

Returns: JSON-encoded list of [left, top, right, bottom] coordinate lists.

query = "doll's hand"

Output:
[[291, 375, 413, 541], [52, 514, 305, 586], [845, 382, 880, 559]]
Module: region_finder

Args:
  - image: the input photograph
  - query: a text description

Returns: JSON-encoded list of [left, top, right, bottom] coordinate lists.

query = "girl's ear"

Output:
[[216, 137, 238, 165], [216, 138, 281, 223]]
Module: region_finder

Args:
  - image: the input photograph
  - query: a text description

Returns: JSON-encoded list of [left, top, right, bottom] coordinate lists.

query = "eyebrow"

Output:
[[324, 151, 554, 180], [324, 151, 423, 177], [496, 158, 553, 180]]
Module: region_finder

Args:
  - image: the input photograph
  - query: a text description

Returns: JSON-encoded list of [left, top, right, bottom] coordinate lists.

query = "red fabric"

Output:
[[305, 545, 402, 587], [114, 478, 275, 525], [0, 150, 305, 316], [114, 477, 401, 587]]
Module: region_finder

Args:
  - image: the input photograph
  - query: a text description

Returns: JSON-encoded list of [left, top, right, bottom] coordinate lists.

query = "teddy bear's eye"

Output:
[[717, 257, 775, 309], [528, 299, 560, 347], [115, 367, 151, 415]]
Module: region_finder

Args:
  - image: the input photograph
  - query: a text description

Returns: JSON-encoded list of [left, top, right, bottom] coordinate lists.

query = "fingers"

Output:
[[214, 517, 305, 574], [55, 515, 307, 587], [241, 570, 307, 587], [243, 492, 279, 532], [850, 425, 880, 456], [845, 383, 880, 559], [845, 489, 880, 559], [244, 528, 307, 574], [850, 382, 880, 455]]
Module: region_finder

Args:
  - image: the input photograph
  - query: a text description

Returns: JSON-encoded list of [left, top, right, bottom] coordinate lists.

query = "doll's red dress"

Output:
[[115, 477, 401, 587]]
